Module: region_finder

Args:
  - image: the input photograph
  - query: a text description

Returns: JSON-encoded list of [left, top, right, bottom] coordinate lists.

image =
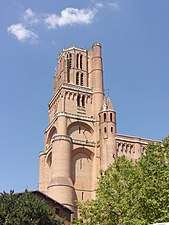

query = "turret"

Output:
[[47, 114, 75, 210], [89, 43, 104, 120], [99, 96, 116, 170]]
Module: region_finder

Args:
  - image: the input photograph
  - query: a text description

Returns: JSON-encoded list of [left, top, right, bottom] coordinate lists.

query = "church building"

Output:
[[38, 43, 150, 213]]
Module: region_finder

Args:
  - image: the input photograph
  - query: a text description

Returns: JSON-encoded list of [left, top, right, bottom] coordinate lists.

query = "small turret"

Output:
[[99, 96, 116, 170]]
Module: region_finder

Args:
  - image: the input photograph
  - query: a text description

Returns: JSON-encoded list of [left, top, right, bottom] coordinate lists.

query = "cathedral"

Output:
[[38, 43, 151, 213]]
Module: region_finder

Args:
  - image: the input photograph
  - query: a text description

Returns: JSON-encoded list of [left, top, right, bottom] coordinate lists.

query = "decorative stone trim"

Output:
[[72, 139, 95, 147], [45, 144, 52, 154], [62, 83, 93, 94], [58, 46, 87, 59], [39, 151, 45, 157], [75, 188, 97, 192], [40, 144, 52, 156], [52, 135, 72, 143], [55, 112, 95, 122], [45, 112, 95, 133], [45, 117, 57, 133], [49, 83, 93, 106], [116, 136, 149, 145]]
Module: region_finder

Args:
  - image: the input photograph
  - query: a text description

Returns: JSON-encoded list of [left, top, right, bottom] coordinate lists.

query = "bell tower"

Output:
[[38, 43, 116, 212]]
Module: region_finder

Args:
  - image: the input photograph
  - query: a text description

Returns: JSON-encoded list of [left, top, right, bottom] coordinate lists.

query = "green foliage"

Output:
[[73, 136, 169, 225], [0, 190, 62, 225]]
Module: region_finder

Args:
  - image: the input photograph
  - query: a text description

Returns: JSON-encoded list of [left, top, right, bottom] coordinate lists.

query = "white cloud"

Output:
[[44, 7, 97, 29], [23, 8, 39, 24], [108, 2, 120, 12], [7, 23, 38, 41], [95, 3, 104, 8], [7, 3, 119, 42]]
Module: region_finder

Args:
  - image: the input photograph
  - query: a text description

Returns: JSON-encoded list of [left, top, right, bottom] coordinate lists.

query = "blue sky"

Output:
[[0, 0, 169, 192]]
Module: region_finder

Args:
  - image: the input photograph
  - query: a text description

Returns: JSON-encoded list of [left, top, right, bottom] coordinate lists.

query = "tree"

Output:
[[73, 136, 169, 225], [0, 190, 63, 225], [138, 136, 169, 224]]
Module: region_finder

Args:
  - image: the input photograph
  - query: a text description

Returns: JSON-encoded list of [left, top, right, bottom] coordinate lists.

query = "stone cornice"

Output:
[[45, 112, 95, 133], [75, 188, 97, 192], [55, 112, 95, 122], [49, 83, 93, 106], [62, 83, 93, 94], [72, 139, 95, 147], [52, 135, 72, 143], [58, 46, 87, 59], [116, 135, 149, 145], [40, 138, 95, 155]]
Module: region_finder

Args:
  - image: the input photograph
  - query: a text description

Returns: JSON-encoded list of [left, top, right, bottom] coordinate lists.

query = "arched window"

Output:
[[67, 53, 71, 83], [104, 113, 106, 122], [77, 95, 80, 107], [111, 127, 113, 133], [81, 73, 83, 86], [69, 53, 72, 68], [67, 53, 72, 68], [80, 55, 83, 69], [82, 95, 85, 107], [110, 113, 113, 122], [76, 72, 79, 85], [67, 54, 69, 66], [76, 54, 79, 69], [104, 127, 107, 133]]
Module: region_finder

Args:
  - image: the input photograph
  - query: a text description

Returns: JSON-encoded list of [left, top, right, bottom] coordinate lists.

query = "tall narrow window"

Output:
[[110, 113, 113, 122], [82, 192, 84, 200], [81, 73, 83, 86], [69, 53, 72, 68], [104, 127, 107, 133], [82, 95, 85, 107], [80, 55, 83, 69], [76, 72, 79, 85], [67, 70, 70, 83], [111, 127, 113, 133], [79, 126, 81, 134], [76, 54, 79, 69], [67, 54, 69, 66], [104, 113, 106, 122], [77, 95, 80, 107], [67, 54, 70, 82]]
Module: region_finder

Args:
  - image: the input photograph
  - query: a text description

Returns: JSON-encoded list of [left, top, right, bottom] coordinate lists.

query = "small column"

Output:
[[99, 96, 117, 170]]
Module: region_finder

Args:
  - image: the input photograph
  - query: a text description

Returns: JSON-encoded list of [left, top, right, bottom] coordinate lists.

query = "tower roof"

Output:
[[100, 96, 115, 112], [107, 96, 115, 111], [100, 95, 108, 112]]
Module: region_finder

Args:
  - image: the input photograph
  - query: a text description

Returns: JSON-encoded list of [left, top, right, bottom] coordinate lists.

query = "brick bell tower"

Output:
[[38, 43, 117, 212]]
